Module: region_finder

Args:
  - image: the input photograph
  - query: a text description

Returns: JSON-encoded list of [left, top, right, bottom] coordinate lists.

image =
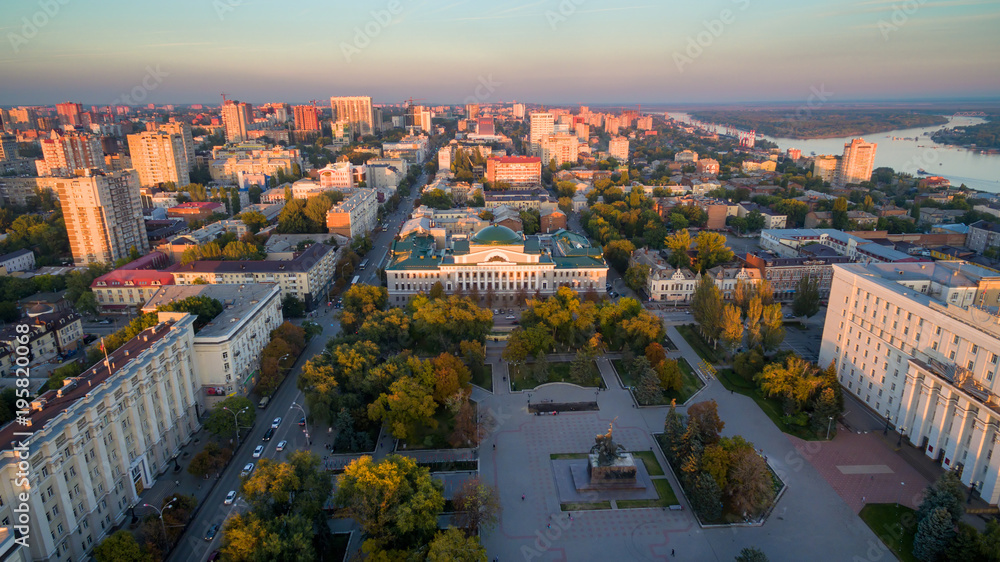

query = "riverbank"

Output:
[[687, 110, 948, 140]]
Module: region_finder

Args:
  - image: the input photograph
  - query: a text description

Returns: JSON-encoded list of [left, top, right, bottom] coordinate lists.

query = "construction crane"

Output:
[[220, 92, 228, 104], [403, 97, 425, 108]]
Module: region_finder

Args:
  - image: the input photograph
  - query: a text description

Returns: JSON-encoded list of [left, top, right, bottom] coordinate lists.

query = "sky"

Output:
[[1, 0, 999, 106]]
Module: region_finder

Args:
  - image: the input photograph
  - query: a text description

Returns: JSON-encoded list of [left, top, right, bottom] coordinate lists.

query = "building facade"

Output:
[[608, 137, 629, 162], [330, 96, 374, 137], [127, 131, 190, 187], [55, 170, 150, 266], [221, 100, 253, 142], [539, 134, 579, 167], [91, 270, 176, 313], [967, 221, 1000, 254], [819, 262, 1000, 504], [0, 249, 35, 274], [835, 138, 877, 187], [325, 189, 377, 239], [37, 131, 104, 177], [485, 156, 541, 187]]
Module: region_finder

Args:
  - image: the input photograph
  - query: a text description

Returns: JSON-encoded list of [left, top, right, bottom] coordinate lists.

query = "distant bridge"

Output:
[[953, 112, 987, 117]]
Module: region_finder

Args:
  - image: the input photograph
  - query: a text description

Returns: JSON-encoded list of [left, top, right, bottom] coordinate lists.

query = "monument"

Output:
[[581, 421, 639, 490]]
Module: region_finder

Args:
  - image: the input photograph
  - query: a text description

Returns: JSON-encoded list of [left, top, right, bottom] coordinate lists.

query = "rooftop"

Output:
[[164, 243, 333, 274], [471, 225, 523, 246], [141, 284, 280, 339]]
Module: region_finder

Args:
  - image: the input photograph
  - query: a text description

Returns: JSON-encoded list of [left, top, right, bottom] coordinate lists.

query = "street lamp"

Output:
[[826, 416, 834, 440], [141, 496, 179, 542], [897, 427, 906, 447], [222, 406, 248, 448], [290, 402, 311, 445], [968, 481, 981, 504], [883, 410, 892, 436]]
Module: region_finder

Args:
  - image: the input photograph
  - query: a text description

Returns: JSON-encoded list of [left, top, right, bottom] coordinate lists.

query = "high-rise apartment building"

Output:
[[157, 121, 195, 171], [55, 101, 83, 127], [835, 138, 877, 187], [486, 156, 542, 187], [608, 137, 629, 162], [0, 134, 17, 160], [293, 105, 321, 133], [406, 105, 432, 133], [813, 155, 839, 184], [465, 104, 480, 119], [529, 112, 554, 156], [604, 116, 621, 135], [221, 100, 253, 142], [330, 96, 374, 137], [513, 103, 525, 119], [575, 123, 590, 141], [539, 133, 579, 167], [54, 169, 149, 265], [37, 130, 105, 176], [819, 261, 1000, 504], [7, 107, 36, 128], [127, 131, 190, 187]]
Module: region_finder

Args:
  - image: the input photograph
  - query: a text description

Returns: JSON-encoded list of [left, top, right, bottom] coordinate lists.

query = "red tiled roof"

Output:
[[91, 270, 175, 288], [489, 156, 541, 164]]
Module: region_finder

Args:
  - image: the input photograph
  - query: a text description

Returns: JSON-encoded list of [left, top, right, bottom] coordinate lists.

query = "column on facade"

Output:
[[52, 460, 78, 532], [898, 370, 922, 438], [913, 381, 938, 451], [948, 404, 975, 473], [107, 418, 134, 502], [929, 388, 957, 461], [964, 415, 991, 486], [28, 484, 54, 557]]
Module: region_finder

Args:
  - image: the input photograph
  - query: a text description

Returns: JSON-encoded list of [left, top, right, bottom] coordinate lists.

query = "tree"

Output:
[[735, 547, 770, 562], [429, 352, 471, 403], [792, 276, 821, 318], [760, 304, 785, 352], [238, 210, 269, 233], [913, 507, 956, 562], [156, 295, 223, 331], [691, 472, 723, 521], [94, 530, 152, 562], [656, 358, 683, 393], [281, 294, 305, 318], [811, 387, 840, 438], [427, 529, 487, 562], [918, 471, 966, 525], [725, 445, 775, 519], [691, 275, 723, 344], [663, 400, 685, 463], [745, 296, 763, 349], [368, 365, 438, 442], [341, 284, 389, 332], [720, 304, 744, 356], [429, 281, 445, 299], [603, 239, 635, 274], [634, 357, 663, 404], [694, 231, 734, 272], [187, 442, 232, 477], [204, 396, 256, 441], [335, 455, 445, 552], [624, 263, 650, 293], [531, 353, 549, 384], [665, 228, 692, 269], [686, 400, 725, 445], [570, 350, 598, 385], [453, 478, 502, 537]]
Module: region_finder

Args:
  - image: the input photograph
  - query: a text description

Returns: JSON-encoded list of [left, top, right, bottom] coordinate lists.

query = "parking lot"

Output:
[[779, 310, 826, 364]]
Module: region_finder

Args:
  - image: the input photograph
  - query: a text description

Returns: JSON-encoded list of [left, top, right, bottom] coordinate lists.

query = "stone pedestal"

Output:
[[583, 453, 639, 490]]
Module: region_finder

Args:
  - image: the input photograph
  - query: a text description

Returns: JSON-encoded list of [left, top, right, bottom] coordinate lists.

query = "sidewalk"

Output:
[[135, 426, 223, 526]]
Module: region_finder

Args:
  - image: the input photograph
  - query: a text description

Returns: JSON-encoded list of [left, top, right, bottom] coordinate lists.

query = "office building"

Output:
[[406, 105, 432, 133], [293, 105, 321, 133], [608, 137, 629, 162], [819, 261, 1000, 504], [529, 112, 554, 156], [486, 156, 541, 188], [743, 251, 850, 300], [38, 130, 105, 176], [835, 138, 877, 187], [0, 313, 200, 562], [366, 158, 407, 191], [166, 243, 338, 309], [326, 189, 378, 238], [386, 227, 608, 306], [141, 284, 283, 401], [330, 96, 374, 137], [127, 131, 190, 187], [55, 170, 149, 265], [221, 100, 253, 142], [55, 101, 83, 127]]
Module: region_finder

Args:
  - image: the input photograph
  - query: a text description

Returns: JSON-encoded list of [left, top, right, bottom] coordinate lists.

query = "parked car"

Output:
[[271, 417, 282, 428], [505, 315, 515, 320], [205, 523, 220, 541], [252, 445, 264, 458], [224, 490, 236, 505], [276, 440, 287, 452], [241, 463, 254, 477]]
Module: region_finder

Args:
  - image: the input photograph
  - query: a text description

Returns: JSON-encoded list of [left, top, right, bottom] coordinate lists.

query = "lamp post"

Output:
[[883, 410, 892, 436], [290, 402, 310, 445], [141, 496, 179, 542], [826, 416, 834, 440], [968, 481, 981, 504], [222, 406, 248, 448], [897, 427, 906, 447]]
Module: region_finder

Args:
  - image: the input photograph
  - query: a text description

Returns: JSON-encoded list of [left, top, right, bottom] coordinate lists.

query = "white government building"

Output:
[[820, 261, 1000, 503]]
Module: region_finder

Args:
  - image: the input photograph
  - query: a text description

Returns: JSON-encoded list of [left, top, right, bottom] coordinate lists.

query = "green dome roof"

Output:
[[472, 225, 522, 245]]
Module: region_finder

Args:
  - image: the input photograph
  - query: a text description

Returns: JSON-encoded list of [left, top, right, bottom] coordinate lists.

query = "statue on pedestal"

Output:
[[591, 420, 626, 466]]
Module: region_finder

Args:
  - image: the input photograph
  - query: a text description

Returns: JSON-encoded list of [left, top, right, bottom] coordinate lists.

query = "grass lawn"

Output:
[[716, 369, 820, 441], [859, 504, 918, 562], [612, 357, 703, 405], [617, 479, 679, 509], [471, 363, 492, 391], [676, 324, 722, 364], [550, 453, 589, 460], [510, 360, 602, 391], [631, 451, 665, 476], [561, 501, 612, 511], [329, 533, 351, 562]]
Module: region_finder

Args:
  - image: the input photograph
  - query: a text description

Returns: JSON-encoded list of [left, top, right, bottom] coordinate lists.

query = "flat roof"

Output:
[[141, 284, 280, 339]]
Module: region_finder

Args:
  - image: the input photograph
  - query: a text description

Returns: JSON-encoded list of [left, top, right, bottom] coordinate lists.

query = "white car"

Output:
[[271, 417, 281, 428], [241, 463, 254, 477], [505, 315, 516, 320], [224, 490, 236, 505], [276, 440, 287, 452], [252, 445, 264, 458]]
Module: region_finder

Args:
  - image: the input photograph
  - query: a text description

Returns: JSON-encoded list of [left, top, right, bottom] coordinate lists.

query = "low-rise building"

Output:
[[696, 158, 720, 175], [919, 208, 966, 226], [0, 309, 83, 375], [167, 202, 225, 224], [485, 190, 557, 212], [674, 150, 698, 163], [325, 189, 378, 239], [485, 156, 542, 187], [0, 314, 200, 561], [166, 243, 337, 309], [540, 209, 567, 233], [91, 270, 176, 313], [967, 220, 1000, 253], [739, 202, 787, 229], [0, 249, 35, 274], [743, 251, 850, 301], [804, 210, 878, 229], [141, 284, 283, 401], [366, 158, 407, 191]]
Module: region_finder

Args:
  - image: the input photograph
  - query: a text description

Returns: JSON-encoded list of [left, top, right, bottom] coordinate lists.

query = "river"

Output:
[[669, 113, 1000, 193]]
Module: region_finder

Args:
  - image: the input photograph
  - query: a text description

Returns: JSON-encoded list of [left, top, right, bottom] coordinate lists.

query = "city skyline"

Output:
[[2, 0, 999, 106]]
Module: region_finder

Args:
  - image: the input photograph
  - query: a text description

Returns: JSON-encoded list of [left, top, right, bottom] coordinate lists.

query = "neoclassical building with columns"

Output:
[[819, 261, 1000, 504], [385, 225, 608, 306]]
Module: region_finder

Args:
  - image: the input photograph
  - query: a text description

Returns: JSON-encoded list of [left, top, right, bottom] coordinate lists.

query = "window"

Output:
[[936, 327, 942, 335], [954, 335, 960, 344], [933, 342, 939, 350], [968, 361, 975, 370], [950, 351, 957, 360], [972, 344, 979, 354], [891, 383, 896, 391]]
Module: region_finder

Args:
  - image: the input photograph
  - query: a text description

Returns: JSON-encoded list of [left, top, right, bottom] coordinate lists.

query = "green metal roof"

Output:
[[471, 225, 522, 246]]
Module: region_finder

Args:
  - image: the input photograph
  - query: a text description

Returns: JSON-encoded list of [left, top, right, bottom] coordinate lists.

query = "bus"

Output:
[[351, 275, 360, 285], [359, 259, 369, 269]]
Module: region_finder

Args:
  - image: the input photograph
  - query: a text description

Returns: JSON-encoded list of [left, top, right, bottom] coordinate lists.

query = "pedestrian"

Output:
[[862, 496, 866, 503], [521, 494, 525, 501], [671, 549, 675, 557], [547, 523, 551, 529], [493, 443, 496, 449]]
